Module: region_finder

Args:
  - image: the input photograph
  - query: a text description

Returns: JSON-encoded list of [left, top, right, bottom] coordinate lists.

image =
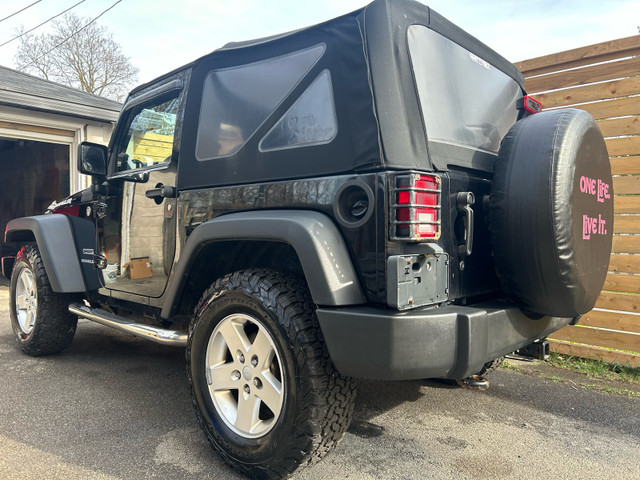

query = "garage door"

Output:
[[0, 138, 70, 258]]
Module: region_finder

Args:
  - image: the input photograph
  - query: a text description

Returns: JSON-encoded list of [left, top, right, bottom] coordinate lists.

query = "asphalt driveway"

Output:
[[0, 285, 639, 479]]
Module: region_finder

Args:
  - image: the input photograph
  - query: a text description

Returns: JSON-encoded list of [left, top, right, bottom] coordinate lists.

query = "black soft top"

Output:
[[131, 0, 525, 188]]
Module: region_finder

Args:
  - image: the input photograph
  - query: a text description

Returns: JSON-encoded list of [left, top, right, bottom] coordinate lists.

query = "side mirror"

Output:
[[78, 142, 108, 176]]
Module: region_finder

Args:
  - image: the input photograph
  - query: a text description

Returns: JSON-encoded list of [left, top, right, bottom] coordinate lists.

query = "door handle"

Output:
[[456, 192, 475, 258], [145, 183, 176, 204]]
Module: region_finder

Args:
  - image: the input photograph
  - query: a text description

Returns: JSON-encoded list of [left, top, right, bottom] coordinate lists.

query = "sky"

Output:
[[0, 0, 639, 88]]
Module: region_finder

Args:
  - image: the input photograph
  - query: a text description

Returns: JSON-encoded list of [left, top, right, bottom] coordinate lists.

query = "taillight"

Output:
[[523, 95, 542, 114], [52, 205, 80, 217], [390, 172, 441, 241]]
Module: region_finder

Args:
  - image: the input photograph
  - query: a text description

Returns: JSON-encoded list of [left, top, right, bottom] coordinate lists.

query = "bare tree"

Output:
[[14, 13, 138, 101]]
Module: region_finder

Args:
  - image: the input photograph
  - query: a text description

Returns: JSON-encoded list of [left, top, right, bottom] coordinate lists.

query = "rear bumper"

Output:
[[316, 301, 572, 380]]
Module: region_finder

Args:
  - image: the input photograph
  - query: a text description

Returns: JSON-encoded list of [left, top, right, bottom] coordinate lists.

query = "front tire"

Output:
[[9, 246, 78, 356], [187, 269, 356, 479]]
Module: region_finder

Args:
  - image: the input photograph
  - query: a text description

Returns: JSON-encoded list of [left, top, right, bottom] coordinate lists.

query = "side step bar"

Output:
[[69, 303, 188, 347]]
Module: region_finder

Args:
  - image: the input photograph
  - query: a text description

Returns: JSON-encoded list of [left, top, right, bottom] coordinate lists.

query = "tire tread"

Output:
[[10, 246, 77, 356]]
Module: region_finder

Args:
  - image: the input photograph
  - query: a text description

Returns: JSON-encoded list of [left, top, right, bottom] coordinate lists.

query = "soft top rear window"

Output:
[[408, 25, 520, 156]]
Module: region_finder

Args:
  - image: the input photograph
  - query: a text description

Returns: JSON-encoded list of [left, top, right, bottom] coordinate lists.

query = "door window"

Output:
[[115, 90, 181, 173]]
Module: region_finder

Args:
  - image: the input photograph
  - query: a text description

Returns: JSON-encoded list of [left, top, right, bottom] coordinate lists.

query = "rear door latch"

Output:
[[456, 192, 475, 258]]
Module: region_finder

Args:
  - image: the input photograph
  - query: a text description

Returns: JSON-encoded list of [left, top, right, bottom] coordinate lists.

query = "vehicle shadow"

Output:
[[1, 316, 463, 479]]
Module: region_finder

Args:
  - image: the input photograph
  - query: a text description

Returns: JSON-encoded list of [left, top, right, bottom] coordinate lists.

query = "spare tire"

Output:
[[490, 109, 613, 318]]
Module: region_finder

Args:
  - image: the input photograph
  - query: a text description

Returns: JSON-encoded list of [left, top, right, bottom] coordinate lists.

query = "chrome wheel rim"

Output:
[[205, 313, 284, 438], [15, 268, 37, 335]]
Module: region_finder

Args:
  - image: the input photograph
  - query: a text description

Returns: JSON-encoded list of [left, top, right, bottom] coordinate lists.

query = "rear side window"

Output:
[[196, 44, 325, 160], [408, 25, 520, 154], [259, 70, 337, 152]]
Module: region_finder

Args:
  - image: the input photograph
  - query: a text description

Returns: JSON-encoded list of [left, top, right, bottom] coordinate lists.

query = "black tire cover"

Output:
[[490, 109, 613, 318]]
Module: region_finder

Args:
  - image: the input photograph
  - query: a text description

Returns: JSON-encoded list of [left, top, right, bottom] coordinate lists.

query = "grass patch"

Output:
[[501, 360, 520, 372], [580, 383, 640, 398], [548, 353, 640, 384]]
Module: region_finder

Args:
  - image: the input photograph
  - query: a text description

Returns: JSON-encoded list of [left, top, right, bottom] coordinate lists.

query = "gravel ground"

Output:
[[0, 285, 639, 479]]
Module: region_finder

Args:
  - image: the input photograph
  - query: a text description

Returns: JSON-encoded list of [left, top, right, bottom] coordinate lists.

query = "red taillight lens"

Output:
[[523, 95, 542, 114], [391, 172, 440, 241], [52, 205, 81, 217]]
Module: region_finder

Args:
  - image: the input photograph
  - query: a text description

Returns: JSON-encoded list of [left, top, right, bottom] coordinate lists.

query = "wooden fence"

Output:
[[515, 35, 640, 366]]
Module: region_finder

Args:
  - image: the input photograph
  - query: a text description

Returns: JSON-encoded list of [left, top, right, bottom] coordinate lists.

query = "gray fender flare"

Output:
[[162, 210, 365, 317], [5, 215, 98, 292]]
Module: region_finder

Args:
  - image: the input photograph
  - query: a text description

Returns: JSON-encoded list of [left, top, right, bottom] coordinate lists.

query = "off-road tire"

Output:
[[9, 246, 78, 356], [187, 269, 356, 479]]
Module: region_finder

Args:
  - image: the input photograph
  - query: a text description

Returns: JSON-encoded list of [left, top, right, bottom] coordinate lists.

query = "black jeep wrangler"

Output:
[[2, 1, 613, 478]]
